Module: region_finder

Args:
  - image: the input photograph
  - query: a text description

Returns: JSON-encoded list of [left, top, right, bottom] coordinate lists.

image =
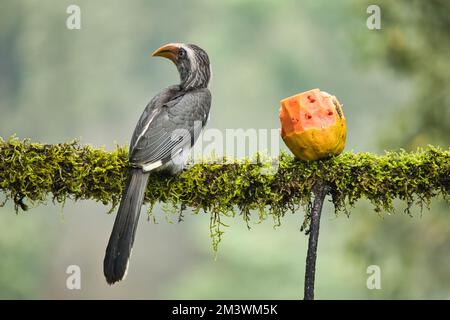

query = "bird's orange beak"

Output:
[[151, 43, 181, 63]]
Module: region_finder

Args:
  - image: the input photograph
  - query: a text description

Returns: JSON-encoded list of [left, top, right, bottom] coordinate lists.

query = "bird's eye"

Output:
[[178, 49, 186, 58]]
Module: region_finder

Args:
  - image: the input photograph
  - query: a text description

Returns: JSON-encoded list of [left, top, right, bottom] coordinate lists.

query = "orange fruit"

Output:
[[280, 88, 346, 161]]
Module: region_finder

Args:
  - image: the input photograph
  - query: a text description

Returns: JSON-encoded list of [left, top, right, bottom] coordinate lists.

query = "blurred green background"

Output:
[[0, 0, 448, 299]]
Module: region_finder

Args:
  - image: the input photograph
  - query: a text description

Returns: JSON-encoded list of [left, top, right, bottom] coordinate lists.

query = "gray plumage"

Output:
[[129, 86, 211, 169], [104, 43, 211, 284], [104, 167, 149, 283]]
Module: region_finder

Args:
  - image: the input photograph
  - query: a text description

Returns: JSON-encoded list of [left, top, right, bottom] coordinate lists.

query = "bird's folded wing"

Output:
[[129, 89, 211, 167]]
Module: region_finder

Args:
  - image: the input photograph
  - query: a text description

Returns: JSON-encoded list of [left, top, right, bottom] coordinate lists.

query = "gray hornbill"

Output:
[[104, 43, 211, 284]]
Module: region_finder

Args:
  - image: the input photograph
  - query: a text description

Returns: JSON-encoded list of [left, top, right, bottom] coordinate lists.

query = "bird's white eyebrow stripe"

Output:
[[183, 45, 196, 68], [183, 45, 201, 88]]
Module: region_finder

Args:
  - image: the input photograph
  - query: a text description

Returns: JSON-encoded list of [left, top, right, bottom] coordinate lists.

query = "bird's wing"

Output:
[[129, 85, 180, 152], [129, 88, 211, 168]]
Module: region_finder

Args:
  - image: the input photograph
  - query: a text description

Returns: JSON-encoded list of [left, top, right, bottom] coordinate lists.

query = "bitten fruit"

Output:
[[280, 88, 346, 161]]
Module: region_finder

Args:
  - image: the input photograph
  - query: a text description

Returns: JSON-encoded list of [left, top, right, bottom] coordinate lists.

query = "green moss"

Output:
[[1, 136, 449, 251]]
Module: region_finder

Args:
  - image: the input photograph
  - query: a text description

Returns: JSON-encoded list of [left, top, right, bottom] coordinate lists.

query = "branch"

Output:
[[1, 137, 449, 250]]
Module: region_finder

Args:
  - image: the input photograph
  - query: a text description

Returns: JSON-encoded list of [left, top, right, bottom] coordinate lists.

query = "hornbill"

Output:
[[104, 43, 211, 284]]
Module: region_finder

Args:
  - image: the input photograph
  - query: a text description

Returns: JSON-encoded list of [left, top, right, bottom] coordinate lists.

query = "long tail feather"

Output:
[[103, 168, 149, 284]]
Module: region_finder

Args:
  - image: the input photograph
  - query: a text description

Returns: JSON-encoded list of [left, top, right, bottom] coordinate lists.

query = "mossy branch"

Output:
[[1, 137, 449, 251]]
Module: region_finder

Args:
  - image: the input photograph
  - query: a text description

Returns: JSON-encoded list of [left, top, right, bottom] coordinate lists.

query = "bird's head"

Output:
[[152, 43, 211, 91]]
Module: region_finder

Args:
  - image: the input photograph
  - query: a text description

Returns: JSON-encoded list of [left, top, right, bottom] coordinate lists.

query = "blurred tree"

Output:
[[357, 0, 450, 148], [347, 0, 450, 299]]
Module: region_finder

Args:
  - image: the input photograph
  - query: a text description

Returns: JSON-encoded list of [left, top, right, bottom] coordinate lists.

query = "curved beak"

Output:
[[151, 43, 181, 63]]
